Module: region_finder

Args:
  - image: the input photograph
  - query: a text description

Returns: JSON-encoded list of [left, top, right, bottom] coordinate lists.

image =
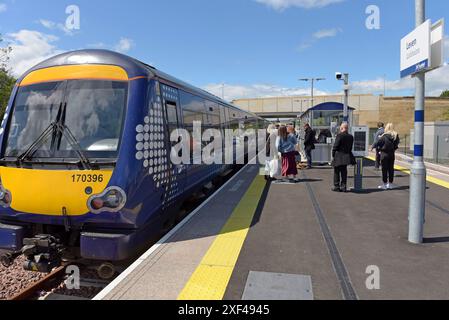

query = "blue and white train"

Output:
[[0, 50, 268, 275]]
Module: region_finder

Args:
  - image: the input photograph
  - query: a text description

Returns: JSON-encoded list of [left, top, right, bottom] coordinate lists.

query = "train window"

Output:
[[4, 81, 66, 156], [4, 80, 127, 159], [166, 102, 178, 126], [205, 100, 220, 127], [60, 80, 127, 155], [180, 91, 207, 127]]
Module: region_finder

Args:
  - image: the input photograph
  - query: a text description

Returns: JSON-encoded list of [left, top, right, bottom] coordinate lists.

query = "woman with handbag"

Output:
[[276, 126, 299, 183], [332, 123, 354, 193]]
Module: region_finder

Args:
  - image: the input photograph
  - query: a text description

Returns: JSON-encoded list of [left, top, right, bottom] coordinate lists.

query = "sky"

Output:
[[0, 0, 448, 100]]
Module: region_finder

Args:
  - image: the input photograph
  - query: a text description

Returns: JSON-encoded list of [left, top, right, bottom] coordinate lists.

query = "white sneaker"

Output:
[[387, 183, 398, 190], [378, 184, 388, 190]]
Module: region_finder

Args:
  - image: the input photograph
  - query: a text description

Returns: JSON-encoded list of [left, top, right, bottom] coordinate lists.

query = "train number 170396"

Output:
[[71, 174, 104, 183]]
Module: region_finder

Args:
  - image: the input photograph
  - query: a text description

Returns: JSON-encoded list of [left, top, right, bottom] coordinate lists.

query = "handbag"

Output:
[[269, 158, 281, 178]]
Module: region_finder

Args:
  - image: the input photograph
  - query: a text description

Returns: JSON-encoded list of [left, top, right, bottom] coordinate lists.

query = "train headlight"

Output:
[[0, 178, 12, 208], [88, 187, 127, 214]]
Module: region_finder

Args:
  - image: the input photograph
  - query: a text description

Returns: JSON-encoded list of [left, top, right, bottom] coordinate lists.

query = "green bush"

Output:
[[0, 69, 16, 117]]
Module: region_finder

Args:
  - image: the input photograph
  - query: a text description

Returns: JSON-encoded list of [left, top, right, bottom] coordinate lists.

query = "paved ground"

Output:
[[225, 160, 449, 300], [98, 160, 449, 300]]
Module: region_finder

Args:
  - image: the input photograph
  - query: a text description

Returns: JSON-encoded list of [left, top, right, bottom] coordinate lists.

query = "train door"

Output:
[[160, 84, 185, 210]]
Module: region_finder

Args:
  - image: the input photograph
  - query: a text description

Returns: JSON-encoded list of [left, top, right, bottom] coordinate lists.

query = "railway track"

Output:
[[8, 266, 66, 301]]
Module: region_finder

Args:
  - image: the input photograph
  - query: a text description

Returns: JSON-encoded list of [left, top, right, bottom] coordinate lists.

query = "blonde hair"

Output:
[[383, 123, 398, 140]]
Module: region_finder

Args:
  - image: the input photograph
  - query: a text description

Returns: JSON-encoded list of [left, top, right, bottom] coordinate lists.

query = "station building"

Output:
[[232, 94, 449, 137]]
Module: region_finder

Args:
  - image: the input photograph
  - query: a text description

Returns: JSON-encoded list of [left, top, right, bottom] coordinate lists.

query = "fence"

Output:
[[399, 134, 449, 165]]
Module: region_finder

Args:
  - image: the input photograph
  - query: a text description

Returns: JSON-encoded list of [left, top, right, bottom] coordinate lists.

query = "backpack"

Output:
[[381, 135, 397, 154]]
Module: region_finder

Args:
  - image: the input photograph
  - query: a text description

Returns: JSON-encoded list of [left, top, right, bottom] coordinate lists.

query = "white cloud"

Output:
[[203, 83, 332, 101], [2, 29, 137, 77], [37, 19, 76, 36], [5, 30, 64, 77], [313, 28, 341, 39], [255, 0, 344, 11], [114, 38, 134, 53], [0, 3, 7, 13], [351, 65, 449, 97], [298, 27, 342, 51], [38, 19, 56, 29]]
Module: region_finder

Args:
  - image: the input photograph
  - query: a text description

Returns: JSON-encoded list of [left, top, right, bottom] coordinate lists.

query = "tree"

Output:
[[0, 34, 15, 117], [440, 90, 449, 98]]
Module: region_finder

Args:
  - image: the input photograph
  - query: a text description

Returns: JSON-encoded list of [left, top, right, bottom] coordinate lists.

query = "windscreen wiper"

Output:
[[56, 123, 93, 170], [16, 122, 58, 167], [16, 102, 62, 167], [17, 123, 93, 170]]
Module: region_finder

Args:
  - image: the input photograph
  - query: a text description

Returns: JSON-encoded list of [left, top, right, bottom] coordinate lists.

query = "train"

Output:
[[0, 50, 269, 278]]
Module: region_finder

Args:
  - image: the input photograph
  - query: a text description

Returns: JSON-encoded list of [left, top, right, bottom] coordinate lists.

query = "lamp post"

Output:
[[299, 78, 326, 108]]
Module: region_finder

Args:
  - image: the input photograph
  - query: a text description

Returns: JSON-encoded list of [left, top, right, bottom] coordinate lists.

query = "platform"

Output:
[[95, 160, 449, 300]]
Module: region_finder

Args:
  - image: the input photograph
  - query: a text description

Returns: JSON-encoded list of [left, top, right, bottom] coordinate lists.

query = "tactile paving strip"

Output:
[[178, 175, 266, 300]]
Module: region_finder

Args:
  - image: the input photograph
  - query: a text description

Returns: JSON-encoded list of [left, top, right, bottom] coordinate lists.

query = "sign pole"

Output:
[[343, 74, 349, 123], [408, 0, 427, 244]]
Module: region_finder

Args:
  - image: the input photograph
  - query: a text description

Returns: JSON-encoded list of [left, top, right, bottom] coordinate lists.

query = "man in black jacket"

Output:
[[332, 123, 354, 192], [304, 123, 315, 169], [371, 122, 385, 170]]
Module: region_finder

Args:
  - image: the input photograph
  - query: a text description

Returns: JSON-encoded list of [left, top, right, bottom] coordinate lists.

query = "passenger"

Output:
[[374, 123, 400, 190], [332, 123, 354, 193], [318, 129, 332, 144], [264, 124, 279, 181], [277, 126, 298, 183], [371, 122, 385, 170], [288, 125, 301, 162], [303, 123, 316, 169]]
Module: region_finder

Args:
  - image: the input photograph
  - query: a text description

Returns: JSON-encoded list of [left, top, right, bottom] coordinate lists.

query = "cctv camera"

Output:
[[335, 72, 343, 80]]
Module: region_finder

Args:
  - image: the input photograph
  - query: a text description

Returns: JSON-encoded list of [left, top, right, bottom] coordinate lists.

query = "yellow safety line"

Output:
[[177, 175, 266, 300], [366, 156, 449, 190]]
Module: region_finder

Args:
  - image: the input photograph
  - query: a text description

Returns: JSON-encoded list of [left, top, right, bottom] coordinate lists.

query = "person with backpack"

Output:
[[373, 123, 400, 190], [304, 123, 316, 169]]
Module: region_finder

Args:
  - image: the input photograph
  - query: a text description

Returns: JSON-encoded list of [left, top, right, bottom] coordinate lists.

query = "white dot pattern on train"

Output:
[[134, 89, 179, 206], [135, 99, 169, 190]]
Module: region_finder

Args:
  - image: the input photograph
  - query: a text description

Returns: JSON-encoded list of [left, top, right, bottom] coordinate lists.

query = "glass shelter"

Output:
[[298, 102, 355, 164]]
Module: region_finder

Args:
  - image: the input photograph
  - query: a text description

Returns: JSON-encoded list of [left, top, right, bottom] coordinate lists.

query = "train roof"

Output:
[[20, 49, 263, 119]]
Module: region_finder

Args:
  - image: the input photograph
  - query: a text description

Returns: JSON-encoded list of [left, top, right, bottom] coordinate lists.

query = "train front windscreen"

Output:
[[3, 80, 128, 162]]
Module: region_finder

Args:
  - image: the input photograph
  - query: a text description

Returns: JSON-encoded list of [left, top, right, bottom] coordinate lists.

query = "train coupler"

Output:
[[21, 234, 65, 273]]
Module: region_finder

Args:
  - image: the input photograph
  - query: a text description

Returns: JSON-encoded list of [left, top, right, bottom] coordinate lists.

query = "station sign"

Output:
[[430, 19, 445, 70], [400, 19, 445, 78], [400, 20, 431, 78]]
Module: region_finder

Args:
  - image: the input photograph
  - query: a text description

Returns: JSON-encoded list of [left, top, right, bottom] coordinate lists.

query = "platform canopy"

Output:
[[303, 102, 355, 114]]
